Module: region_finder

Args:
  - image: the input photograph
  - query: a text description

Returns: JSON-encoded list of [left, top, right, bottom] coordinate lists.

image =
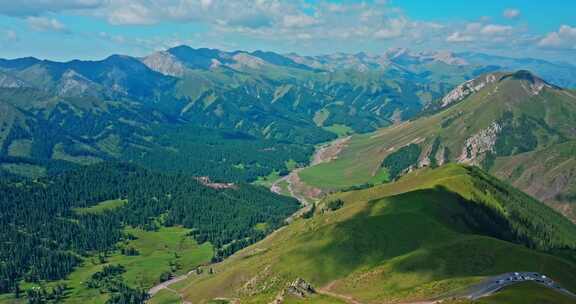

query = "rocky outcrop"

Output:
[[231, 53, 266, 70], [142, 51, 186, 77], [57, 69, 101, 97], [0, 73, 25, 88], [270, 278, 315, 304], [441, 73, 498, 108], [286, 278, 315, 297], [458, 122, 502, 165]]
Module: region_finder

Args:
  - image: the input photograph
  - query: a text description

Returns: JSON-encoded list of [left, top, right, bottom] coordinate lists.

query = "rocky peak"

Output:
[[142, 51, 186, 77], [440, 73, 499, 108], [502, 70, 555, 96], [57, 69, 99, 97]]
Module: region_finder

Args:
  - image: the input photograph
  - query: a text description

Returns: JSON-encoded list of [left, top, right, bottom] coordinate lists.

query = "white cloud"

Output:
[[0, 0, 103, 17], [107, 2, 153, 25], [446, 32, 473, 43], [26, 16, 67, 32], [480, 24, 513, 35], [374, 18, 407, 39], [282, 14, 319, 28], [538, 25, 576, 49], [503, 8, 521, 19]]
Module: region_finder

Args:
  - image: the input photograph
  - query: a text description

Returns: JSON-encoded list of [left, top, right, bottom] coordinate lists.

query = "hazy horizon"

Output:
[[1, 1, 575, 64]]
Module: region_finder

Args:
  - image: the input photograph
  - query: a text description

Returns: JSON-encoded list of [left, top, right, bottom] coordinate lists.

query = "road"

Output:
[[147, 139, 335, 302], [464, 272, 576, 300]]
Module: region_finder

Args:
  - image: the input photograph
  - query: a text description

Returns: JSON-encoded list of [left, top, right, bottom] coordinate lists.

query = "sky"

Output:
[[0, 0, 575, 63]]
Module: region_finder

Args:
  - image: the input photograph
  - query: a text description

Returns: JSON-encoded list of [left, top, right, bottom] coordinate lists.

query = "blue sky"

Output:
[[0, 0, 575, 63]]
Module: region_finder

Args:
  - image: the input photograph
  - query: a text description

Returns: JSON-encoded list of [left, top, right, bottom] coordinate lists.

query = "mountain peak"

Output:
[[439, 70, 557, 109], [502, 70, 550, 86]]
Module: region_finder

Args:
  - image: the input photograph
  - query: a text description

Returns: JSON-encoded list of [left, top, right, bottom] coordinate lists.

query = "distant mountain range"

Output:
[[1, 46, 576, 180]]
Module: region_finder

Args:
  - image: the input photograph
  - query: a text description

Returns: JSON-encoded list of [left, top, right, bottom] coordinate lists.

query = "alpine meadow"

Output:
[[1, 1, 576, 304]]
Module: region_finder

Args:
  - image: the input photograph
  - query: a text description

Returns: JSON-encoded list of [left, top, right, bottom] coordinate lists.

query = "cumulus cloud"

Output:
[[0, 0, 563, 59], [503, 8, 521, 19], [538, 25, 576, 49], [373, 18, 408, 39], [96, 0, 293, 27], [446, 32, 473, 43], [282, 14, 319, 29], [445, 21, 517, 46], [480, 24, 513, 35], [0, 0, 103, 17], [26, 16, 67, 32]]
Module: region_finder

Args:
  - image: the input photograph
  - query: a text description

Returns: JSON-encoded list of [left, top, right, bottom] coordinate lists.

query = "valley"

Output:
[[154, 164, 576, 303], [1, 44, 576, 304]]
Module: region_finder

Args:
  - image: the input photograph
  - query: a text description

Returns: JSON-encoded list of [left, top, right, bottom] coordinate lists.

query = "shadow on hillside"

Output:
[[285, 185, 576, 292]]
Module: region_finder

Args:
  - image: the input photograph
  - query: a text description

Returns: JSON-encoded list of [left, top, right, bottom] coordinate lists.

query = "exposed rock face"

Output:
[[441, 73, 497, 108], [231, 53, 265, 70], [286, 278, 315, 298], [0, 73, 24, 88], [142, 51, 186, 77], [458, 122, 502, 165], [57, 69, 100, 97], [520, 74, 552, 96], [269, 278, 315, 304], [435, 145, 447, 166]]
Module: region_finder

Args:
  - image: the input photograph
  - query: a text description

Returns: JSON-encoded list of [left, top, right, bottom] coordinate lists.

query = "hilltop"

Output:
[[164, 164, 576, 303]]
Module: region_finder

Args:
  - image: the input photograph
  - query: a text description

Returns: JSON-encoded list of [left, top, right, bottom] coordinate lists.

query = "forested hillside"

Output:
[[4, 47, 574, 181], [0, 162, 298, 301]]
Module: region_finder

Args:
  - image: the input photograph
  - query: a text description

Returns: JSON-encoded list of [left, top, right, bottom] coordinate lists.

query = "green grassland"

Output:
[[253, 170, 282, 188], [297, 72, 576, 220], [173, 164, 576, 303], [1, 226, 212, 304], [323, 124, 354, 137], [148, 289, 181, 304], [73, 199, 128, 215]]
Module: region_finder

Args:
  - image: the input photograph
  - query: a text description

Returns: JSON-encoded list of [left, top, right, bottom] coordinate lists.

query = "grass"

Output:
[[323, 124, 354, 137], [368, 167, 390, 185], [283, 294, 347, 303], [298, 72, 576, 199], [4, 226, 213, 304], [148, 289, 181, 304], [253, 170, 282, 188], [277, 180, 291, 196], [476, 282, 576, 304], [177, 164, 576, 303], [254, 223, 270, 232], [73, 199, 128, 215]]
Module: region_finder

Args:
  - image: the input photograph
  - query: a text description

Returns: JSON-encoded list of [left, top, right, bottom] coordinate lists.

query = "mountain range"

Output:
[[1, 46, 576, 303], [1, 46, 576, 181]]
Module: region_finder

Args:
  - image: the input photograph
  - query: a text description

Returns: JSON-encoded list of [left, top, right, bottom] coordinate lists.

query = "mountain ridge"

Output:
[[299, 69, 576, 221]]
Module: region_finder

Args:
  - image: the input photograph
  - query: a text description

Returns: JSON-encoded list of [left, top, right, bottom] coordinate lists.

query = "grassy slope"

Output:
[[148, 289, 181, 304], [298, 73, 576, 220], [1, 227, 212, 304], [175, 164, 576, 304], [73, 199, 128, 215]]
